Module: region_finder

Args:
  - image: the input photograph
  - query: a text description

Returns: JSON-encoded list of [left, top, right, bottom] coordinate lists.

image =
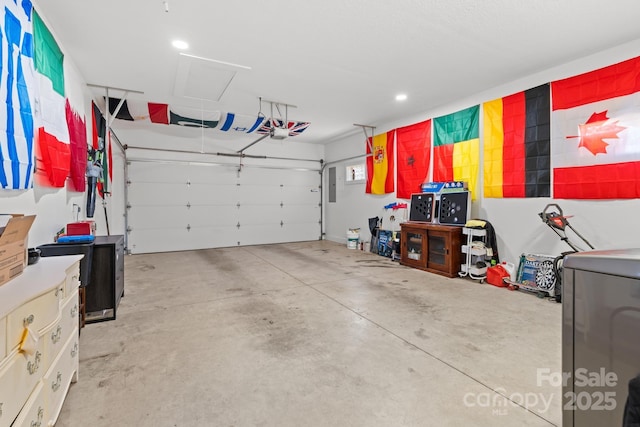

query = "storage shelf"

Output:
[[463, 227, 486, 237], [461, 244, 486, 256], [460, 264, 487, 275]]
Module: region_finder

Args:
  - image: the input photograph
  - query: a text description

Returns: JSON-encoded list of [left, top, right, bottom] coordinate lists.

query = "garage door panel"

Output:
[[128, 163, 194, 183], [238, 221, 320, 245], [237, 184, 282, 204], [238, 224, 282, 246], [281, 187, 320, 204], [189, 183, 238, 203], [128, 206, 191, 230], [129, 226, 240, 254], [283, 222, 320, 241], [237, 205, 282, 223], [128, 182, 194, 205], [128, 161, 320, 253], [280, 205, 319, 223], [179, 165, 238, 184], [186, 206, 238, 227]]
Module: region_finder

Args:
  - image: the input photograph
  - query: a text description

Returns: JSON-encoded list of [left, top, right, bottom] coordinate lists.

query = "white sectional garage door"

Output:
[[127, 160, 321, 254]]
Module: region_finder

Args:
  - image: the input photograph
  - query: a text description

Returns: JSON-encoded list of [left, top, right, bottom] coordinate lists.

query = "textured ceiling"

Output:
[[32, 0, 640, 147]]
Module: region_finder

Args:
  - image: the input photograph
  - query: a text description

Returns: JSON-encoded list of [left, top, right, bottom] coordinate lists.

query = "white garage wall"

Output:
[[0, 16, 96, 247], [324, 38, 640, 265]]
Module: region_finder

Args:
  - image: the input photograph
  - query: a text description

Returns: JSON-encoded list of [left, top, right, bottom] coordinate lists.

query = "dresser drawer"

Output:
[[0, 317, 5, 361], [0, 353, 19, 427], [0, 338, 46, 427], [6, 288, 62, 352], [64, 261, 81, 298], [44, 330, 79, 425], [43, 292, 78, 374], [11, 380, 45, 427]]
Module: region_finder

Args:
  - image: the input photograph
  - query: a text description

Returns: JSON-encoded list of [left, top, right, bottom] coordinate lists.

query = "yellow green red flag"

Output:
[[433, 106, 480, 199]]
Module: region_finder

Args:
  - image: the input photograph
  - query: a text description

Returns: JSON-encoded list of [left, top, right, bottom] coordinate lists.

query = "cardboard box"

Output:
[[0, 215, 36, 286]]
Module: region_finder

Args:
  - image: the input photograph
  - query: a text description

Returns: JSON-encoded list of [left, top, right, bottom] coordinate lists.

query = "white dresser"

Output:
[[0, 255, 82, 427]]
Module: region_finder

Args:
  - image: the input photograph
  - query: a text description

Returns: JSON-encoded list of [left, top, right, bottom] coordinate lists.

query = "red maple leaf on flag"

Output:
[[567, 111, 626, 155]]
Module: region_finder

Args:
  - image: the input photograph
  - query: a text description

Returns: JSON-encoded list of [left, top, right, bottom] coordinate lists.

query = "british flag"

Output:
[[257, 118, 310, 136]]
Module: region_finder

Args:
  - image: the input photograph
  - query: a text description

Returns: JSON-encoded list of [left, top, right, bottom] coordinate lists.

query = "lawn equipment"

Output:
[[538, 204, 595, 302]]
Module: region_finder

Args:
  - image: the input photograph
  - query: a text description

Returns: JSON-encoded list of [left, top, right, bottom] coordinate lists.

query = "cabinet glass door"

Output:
[[427, 233, 447, 269], [406, 232, 424, 261]]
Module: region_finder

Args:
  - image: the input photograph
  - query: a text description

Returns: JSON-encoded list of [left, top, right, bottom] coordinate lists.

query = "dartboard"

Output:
[[535, 260, 556, 290]]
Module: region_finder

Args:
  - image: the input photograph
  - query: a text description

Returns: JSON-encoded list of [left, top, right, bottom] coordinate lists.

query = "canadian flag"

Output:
[[551, 56, 640, 199]]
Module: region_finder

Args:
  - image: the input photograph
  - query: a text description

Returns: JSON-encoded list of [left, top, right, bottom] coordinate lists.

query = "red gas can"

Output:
[[486, 264, 510, 287]]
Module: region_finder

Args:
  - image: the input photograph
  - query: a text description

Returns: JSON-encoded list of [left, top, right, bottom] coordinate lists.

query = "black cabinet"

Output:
[[86, 235, 124, 323]]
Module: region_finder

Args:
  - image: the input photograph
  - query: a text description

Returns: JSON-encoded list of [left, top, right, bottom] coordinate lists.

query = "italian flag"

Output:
[[33, 10, 69, 188], [433, 106, 480, 199], [366, 131, 395, 195], [483, 84, 551, 198], [396, 119, 431, 199], [552, 55, 640, 199]]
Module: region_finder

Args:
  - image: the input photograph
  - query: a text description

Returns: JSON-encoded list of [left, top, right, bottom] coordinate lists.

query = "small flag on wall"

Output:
[[366, 131, 395, 194], [91, 101, 110, 196], [483, 84, 550, 198], [396, 120, 431, 199], [65, 101, 87, 192], [0, 1, 37, 189], [552, 55, 640, 199], [433, 106, 480, 199], [33, 9, 70, 188]]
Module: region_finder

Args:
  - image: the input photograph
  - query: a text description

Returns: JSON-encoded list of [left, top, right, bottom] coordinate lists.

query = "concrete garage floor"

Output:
[[57, 240, 562, 427]]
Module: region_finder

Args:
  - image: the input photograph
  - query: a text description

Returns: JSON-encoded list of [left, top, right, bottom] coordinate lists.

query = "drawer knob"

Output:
[[0, 402, 3, 417], [51, 325, 62, 344], [23, 314, 34, 327], [71, 304, 78, 318], [52, 372, 62, 392], [27, 351, 41, 375], [71, 342, 78, 358], [30, 407, 43, 427]]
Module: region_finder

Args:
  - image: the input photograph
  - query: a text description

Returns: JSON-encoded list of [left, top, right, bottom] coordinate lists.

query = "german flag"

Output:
[[483, 84, 550, 198]]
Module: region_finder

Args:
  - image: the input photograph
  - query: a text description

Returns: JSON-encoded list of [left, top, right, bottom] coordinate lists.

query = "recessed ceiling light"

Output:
[[395, 93, 408, 101], [172, 40, 189, 50]]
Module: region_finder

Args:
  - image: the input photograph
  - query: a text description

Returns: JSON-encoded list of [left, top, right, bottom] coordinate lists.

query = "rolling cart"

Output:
[[459, 227, 488, 282]]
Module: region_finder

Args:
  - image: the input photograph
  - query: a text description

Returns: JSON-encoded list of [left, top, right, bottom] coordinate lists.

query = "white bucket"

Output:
[[501, 261, 516, 282], [347, 229, 360, 249]]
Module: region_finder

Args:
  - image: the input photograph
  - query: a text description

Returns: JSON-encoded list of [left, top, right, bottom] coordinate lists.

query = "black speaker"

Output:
[[438, 191, 470, 226], [409, 193, 435, 222]]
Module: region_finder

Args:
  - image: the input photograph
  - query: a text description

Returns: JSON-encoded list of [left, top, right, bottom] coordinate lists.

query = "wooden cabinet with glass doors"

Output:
[[399, 222, 462, 278]]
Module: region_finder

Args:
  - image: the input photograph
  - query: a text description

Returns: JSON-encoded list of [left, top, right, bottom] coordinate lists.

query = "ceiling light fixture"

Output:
[[172, 40, 189, 50], [395, 93, 408, 101]]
